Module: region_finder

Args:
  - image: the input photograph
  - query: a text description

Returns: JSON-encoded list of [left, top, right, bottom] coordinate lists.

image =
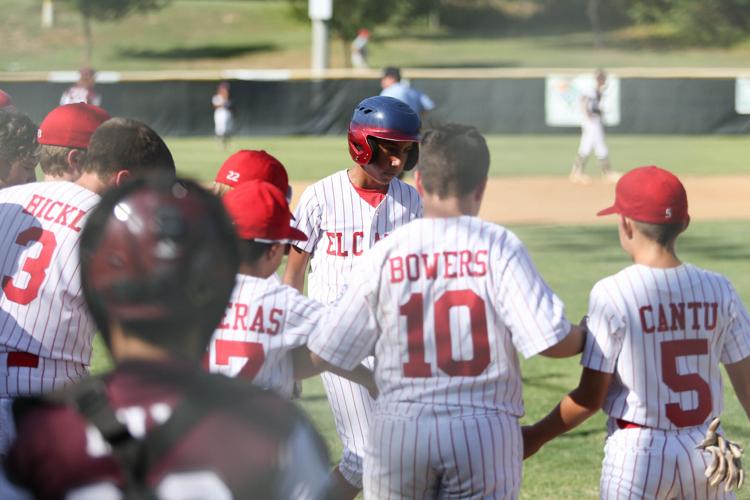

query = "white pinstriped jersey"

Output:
[[291, 170, 422, 305], [582, 263, 750, 430], [208, 274, 325, 399], [309, 216, 571, 416], [0, 181, 99, 364]]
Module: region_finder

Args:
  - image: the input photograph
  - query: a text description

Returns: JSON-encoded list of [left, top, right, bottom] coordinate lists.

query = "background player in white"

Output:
[[212, 81, 233, 150], [570, 69, 619, 184], [283, 95, 423, 499], [380, 66, 435, 120], [37, 103, 110, 182], [59, 67, 101, 107], [308, 123, 586, 499], [0, 118, 176, 465], [208, 180, 376, 399], [523, 166, 750, 497]]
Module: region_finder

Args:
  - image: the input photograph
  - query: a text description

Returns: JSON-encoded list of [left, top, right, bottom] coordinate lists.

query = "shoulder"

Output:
[[302, 170, 349, 198]]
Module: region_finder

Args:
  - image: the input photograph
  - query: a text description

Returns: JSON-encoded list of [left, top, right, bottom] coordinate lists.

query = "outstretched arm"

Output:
[[297, 348, 378, 399], [540, 324, 587, 358], [726, 356, 750, 421], [523, 367, 612, 459], [283, 247, 311, 294]]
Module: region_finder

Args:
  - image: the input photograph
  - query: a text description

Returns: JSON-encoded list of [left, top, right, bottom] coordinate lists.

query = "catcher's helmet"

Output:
[[348, 95, 421, 171], [80, 176, 239, 349]]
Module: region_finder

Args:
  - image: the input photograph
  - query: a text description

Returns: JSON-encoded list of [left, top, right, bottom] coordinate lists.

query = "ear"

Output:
[[474, 177, 488, 203], [414, 170, 425, 197], [66, 149, 82, 169], [268, 243, 285, 261], [619, 215, 634, 239], [113, 170, 131, 186]]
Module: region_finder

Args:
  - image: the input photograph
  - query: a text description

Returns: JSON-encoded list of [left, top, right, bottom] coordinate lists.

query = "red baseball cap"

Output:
[[37, 103, 110, 149], [0, 90, 13, 109], [215, 150, 291, 201], [223, 180, 307, 243], [597, 165, 689, 224]]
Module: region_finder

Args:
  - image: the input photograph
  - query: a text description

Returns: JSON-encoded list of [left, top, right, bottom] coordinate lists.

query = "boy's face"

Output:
[[362, 139, 414, 186]]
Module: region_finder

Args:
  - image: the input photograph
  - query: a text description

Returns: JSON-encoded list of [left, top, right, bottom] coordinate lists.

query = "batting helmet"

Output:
[[80, 176, 239, 349], [348, 95, 421, 171]]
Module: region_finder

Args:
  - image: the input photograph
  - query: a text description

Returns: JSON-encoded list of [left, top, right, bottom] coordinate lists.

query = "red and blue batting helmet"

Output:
[[348, 95, 421, 171]]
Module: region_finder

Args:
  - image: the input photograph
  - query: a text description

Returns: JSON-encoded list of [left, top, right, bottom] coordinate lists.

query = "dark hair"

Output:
[[417, 123, 490, 198], [383, 67, 401, 81], [633, 220, 685, 246], [82, 117, 176, 178], [238, 239, 274, 265], [39, 144, 84, 177], [0, 109, 39, 165]]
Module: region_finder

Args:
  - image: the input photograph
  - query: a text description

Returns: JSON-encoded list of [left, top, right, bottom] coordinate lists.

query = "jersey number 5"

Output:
[[2, 227, 58, 305], [400, 290, 490, 378], [214, 339, 266, 381], [661, 338, 712, 427]]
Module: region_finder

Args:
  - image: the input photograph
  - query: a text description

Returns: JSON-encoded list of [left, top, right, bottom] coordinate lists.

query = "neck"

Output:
[[422, 193, 480, 218], [238, 260, 275, 279], [348, 167, 389, 190], [630, 241, 681, 268], [75, 172, 110, 195], [109, 324, 198, 364]]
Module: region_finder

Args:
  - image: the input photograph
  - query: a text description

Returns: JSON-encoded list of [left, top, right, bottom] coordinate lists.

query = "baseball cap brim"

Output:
[[253, 226, 308, 244], [596, 205, 619, 217]]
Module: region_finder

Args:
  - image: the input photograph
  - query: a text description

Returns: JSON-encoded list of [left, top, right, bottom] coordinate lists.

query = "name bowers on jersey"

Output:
[[389, 250, 488, 283], [23, 194, 87, 232], [219, 302, 283, 334], [639, 302, 718, 333]]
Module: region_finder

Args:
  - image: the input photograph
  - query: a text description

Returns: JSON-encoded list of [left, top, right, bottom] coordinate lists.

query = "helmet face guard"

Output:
[[348, 96, 421, 171]]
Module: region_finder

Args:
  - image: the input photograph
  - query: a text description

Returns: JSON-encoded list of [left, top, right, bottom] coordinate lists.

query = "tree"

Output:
[[63, 0, 171, 64]]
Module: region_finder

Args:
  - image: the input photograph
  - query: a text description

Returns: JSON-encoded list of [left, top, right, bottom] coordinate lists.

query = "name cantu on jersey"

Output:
[[638, 302, 718, 333], [389, 249, 488, 283]]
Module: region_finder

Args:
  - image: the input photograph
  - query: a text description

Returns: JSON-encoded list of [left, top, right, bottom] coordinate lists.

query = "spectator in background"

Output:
[[37, 103, 110, 182], [351, 28, 370, 69], [60, 67, 102, 107], [0, 108, 39, 187], [380, 66, 435, 119], [212, 81, 234, 149], [0, 90, 14, 110]]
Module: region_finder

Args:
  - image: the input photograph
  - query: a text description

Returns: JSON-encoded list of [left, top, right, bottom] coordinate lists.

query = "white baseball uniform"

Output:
[[578, 87, 608, 160], [208, 273, 325, 399], [308, 216, 572, 498], [0, 181, 100, 454], [292, 169, 422, 486], [583, 263, 750, 499]]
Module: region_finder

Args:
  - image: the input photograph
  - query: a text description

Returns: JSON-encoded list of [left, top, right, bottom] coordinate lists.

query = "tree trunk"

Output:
[[587, 0, 603, 48], [82, 11, 93, 65]]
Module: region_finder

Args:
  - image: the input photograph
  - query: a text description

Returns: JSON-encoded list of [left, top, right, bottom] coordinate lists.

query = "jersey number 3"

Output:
[[2, 227, 58, 305], [400, 290, 490, 378]]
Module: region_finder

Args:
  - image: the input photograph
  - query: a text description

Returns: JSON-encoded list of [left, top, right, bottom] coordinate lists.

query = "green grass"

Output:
[[5, 0, 750, 71], [168, 134, 750, 182], [89, 220, 750, 499]]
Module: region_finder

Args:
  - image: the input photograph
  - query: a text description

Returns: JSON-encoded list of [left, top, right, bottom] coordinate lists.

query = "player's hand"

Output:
[[521, 425, 544, 459], [697, 417, 744, 492]]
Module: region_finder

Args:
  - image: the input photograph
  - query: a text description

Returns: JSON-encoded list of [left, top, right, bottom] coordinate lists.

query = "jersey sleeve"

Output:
[[307, 257, 379, 370], [280, 287, 326, 349], [290, 185, 321, 254], [275, 421, 332, 500], [720, 280, 750, 364], [581, 279, 626, 373], [494, 233, 571, 358]]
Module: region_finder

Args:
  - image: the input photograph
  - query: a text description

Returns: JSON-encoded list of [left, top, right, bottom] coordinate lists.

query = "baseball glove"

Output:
[[696, 417, 744, 492]]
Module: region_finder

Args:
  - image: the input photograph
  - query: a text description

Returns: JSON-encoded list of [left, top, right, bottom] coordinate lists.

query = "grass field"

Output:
[[168, 134, 750, 181], [6, 0, 750, 71]]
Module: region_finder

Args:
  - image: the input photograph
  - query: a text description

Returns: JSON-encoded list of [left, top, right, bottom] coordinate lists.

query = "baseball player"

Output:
[[0, 90, 14, 110], [570, 69, 619, 184], [0, 117, 176, 465], [283, 95, 423, 498], [523, 166, 750, 498], [380, 67, 435, 119], [208, 180, 376, 399], [37, 103, 110, 182], [59, 67, 101, 107], [212, 149, 292, 202], [0, 108, 39, 188], [307, 123, 586, 499], [212, 81, 233, 149], [5, 176, 332, 500]]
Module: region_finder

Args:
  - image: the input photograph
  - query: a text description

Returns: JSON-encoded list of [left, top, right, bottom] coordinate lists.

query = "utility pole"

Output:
[[42, 0, 55, 28], [309, 0, 332, 72]]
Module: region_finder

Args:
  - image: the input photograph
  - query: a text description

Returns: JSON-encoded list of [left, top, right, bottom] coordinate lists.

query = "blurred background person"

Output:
[[60, 67, 102, 107], [0, 90, 14, 110], [212, 81, 234, 149], [380, 66, 435, 120], [0, 108, 39, 187], [351, 28, 370, 69]]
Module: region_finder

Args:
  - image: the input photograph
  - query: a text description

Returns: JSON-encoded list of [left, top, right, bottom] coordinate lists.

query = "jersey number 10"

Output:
[[400, 290, 490, 378]]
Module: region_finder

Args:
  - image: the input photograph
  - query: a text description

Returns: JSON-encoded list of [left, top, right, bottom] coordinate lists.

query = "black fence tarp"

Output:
[[2, 77, 749, 136]]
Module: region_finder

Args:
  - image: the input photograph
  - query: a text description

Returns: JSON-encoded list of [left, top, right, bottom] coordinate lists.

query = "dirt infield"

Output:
[[290, 175, 750, 225]]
